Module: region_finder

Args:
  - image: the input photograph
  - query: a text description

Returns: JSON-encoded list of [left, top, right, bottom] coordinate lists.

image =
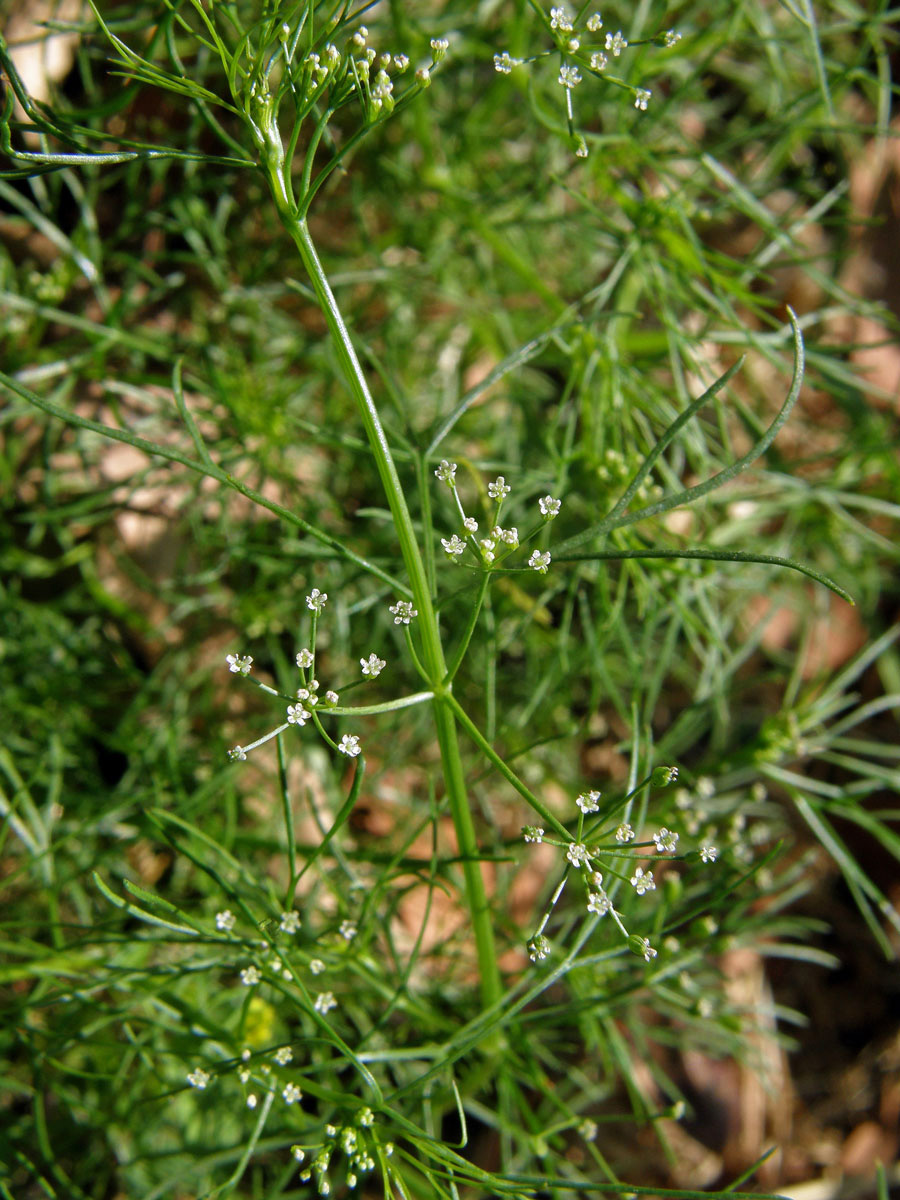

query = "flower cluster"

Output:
[[433, 461, 561, 578], [523, 771, 717, 965], [493, 6, 683, 156]]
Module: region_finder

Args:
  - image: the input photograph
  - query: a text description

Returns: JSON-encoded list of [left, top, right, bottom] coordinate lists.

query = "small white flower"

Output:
[[653, 828, 679, 853], [579, 1117, 598, 1141], [587, 890, 611, 916], [480, 538, 496, 562], [238, 1067, 251, 1083], [240, 965, 261, 986], [187, 1067, 210, 1089], [550, 6, 574, 31], [274, 1046, 293, 1065], [287, 704, 311, 726], [339, 919, 357, 941], [487, 476, 511, 500], [215, 910, 236, 931], [498, 526, 519, 546], [637, 937, 657, 962], [352, 26, 368, 46], [558, 65, 581, 89], [528, 934, 551, 961], [697, 776, 716, 799], [296, 683, 318, 706], [324, 43, 340, 63], [634, 88, 651, 111], [577, 790, 601, 814], [228, 745, 247, 761], [360, 653, 386, 678], [280, 910, 301, 934], [523, 826, 544, 843], [567, 37, 580, 52], [310, 958, 325, 975], [630, 866, 656, 895], [538, 495, 561, 518], [416, 66, 431, 85], [430, 37, 449, 58], [226, 653, 253, 675], [586, 13, 603, 31], [325, 690, 339, 705], [442, 534, 466, 559], [590, 51, 607, 70], [389, 599, 417, 624], [296, 648, 314, 669], [246, 1093, 258, 1108], [605, 30, 627, 55], [664, 29, 682, 47], [394, 53, 409, 70], [615, 822, 635, 843], [700, 844, 718, 863], [566, 842, 590, 867], [306, 588, 328, 613], [314, 991, 338, 1014], [493, 51, 521, 73], [291, 1146, 306, 1163], [463, 516, 478, 533], [338, 734, 361, 758], [283, 1082, 303, 1104], [528, 549, 551, 574], [435, 459, 457, 486]]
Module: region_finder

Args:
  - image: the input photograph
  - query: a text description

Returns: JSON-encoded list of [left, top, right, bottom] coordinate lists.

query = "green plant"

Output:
[[2, 1, 898, 1197]]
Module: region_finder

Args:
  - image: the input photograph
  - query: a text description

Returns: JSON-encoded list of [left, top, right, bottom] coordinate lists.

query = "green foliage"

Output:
[[1, 0, 899, 1196]]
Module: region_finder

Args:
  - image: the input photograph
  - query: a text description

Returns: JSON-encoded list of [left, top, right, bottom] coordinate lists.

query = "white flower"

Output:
[[296, 648, 314, 669], [274, 1046, 293, 1065], [664, 29, 681, 47], [246, 1093, 258, 1108], [416, 66, 431, 85], [338, 734, 361, 757], [325, 690, 339, 705], [360, 653, 386, 677], [590, 51, 607, 70], [240, 965, 261, 986], [339, 919, 357, 941], [587, 891, 611, 915], [576, 790, 601, 814], [634, 88, 651, 111], [558, 65, 581, 89], [630, 866, 656, 895], [566, 842, 590, 867], [653, 827, 679, 853], [296, 683, 318, 706], [228, 745, 247, 761], [306, 588, 328, 613], [287, 704, 311, 726], [538, 495, 561, 518], [394, 53, 409, 70], [442, 534, 466, 557], [579, 1117, 598, 1141], [310, 958, 325, 975], [493, 51, 521, 73], [215, 910, 236, 931], [700, 844, 718, 863], [697, 776, 715, 798], [226, 653, 253, 675], [283, 1082, 303, 1104], [550, 6, 574, 31], [463, 516, 478, 533], [487, 476, 511, 500], [435, 459, 457, 486], [615, 822, 635, 843], [480, 538, 496, 563], [187, 1067, 210, 1089], [497, 526, 519, 546], [605, 30, 627, 55], [586, 13, 603, 31], [314, 991, 338, 1014], [389, 599, 417, 624], [528, 549, 551, 574], [430, 37, 449, 59], [523, 826, 544, 843], [352, 26, 367, 47], [280, 910, 301, 934], [528, 934, 551, 961], [636, 937, 657, 962], [291, 1146, 306, 1163]]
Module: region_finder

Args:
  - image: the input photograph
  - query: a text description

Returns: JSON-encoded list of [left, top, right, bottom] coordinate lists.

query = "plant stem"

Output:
[[276, 207, 503, 1018]]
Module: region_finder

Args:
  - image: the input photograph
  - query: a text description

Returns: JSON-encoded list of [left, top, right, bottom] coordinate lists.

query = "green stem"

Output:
[[270, 195, 502, 1018]]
